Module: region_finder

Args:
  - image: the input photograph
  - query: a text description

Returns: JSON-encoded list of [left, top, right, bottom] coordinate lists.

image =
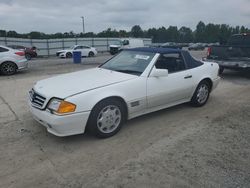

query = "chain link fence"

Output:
[[0, 37, 152, 56]]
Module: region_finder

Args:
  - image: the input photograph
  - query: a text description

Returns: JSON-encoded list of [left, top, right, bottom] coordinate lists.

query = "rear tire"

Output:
[[0, 62, 17, 75], [66, 52, 72, 58], [87, 99, 126, 138], [191, 80, 211, 107], [25, 53, 32, 60], [219, 67, 224, 75]]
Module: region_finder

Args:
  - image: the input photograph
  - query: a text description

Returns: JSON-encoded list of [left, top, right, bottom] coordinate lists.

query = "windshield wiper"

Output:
[[114, 69, 142, 75]]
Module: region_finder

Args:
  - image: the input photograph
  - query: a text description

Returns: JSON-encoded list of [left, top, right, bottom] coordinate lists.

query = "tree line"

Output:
[[0, 21, 249, 44]]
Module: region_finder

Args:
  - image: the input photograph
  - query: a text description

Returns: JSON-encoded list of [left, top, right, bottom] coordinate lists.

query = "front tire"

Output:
[[0, 62, 17, 75], [66, 52, 72, 58], [191, 81, 211, 107], [87, 99, 126, 138], [88, 51, 94, 57]]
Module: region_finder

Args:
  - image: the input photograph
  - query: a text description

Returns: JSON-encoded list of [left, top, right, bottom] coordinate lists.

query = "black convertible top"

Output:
[[125, 47, 182, 54]]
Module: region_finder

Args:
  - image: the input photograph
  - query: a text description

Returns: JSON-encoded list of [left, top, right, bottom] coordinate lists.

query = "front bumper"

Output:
[[109, 47, 119, 55], [17, 59, 28, 70], [59, 53, 66, 58], [28, 101, 90, 137]]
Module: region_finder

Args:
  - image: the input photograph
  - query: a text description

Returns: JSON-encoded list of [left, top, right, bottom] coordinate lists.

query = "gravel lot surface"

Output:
[[0, 50, 250, 188]]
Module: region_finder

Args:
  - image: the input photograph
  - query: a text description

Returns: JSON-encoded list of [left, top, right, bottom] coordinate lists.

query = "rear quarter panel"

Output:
[[190, 62, 219, 92]]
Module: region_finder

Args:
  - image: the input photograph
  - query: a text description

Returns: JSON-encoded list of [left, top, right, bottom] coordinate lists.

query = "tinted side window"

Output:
[[123, 40, 129, 45], [182, 51, 203, 69], [228, 35, 250, 46], [83, 46, 90, 49], [228, 35, 243, 45], [0, 47, 9, 52], [17, 46, 25, 49], [155, 53, 186, 73], [75, 46, 83, 50], [242, 35, 250, 46]]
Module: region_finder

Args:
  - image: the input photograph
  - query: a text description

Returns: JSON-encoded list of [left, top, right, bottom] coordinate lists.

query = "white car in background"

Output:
[[0, 45, 28, 75], [109, 38, 145, 55], [56, 45, 97, 58], [29, 47, 220, 138]]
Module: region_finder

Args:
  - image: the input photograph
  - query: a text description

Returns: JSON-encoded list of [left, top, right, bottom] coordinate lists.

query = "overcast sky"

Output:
[[0, 0, 250, 33]]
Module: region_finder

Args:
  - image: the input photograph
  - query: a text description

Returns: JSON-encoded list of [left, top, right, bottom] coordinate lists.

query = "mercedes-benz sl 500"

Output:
[[28, 48, 220, 138]]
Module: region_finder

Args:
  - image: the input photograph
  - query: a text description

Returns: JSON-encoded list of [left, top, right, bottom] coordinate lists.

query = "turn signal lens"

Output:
[[57, 101, 76, 114]]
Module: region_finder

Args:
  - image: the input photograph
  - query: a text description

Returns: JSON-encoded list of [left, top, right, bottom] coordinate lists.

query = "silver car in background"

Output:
[[0, 45, 28, 75]]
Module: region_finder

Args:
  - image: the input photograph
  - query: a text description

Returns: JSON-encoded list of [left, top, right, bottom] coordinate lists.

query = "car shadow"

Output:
[[45, 102, 190, 144], [221, 69, 250, 85]]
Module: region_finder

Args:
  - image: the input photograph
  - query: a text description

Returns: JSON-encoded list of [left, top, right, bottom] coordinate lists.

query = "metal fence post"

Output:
[[62, 38, 64, 50], [75, 38, 77, 45], [46, 39, 50, 57], [30, 38, 33, 47], [92, 38, 95, 47], [4, 36, 7, 46], [107, 38, 109, 51]]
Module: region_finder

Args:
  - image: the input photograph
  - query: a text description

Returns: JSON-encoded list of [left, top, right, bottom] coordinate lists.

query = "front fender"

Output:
[[65, 77, 147, 117]]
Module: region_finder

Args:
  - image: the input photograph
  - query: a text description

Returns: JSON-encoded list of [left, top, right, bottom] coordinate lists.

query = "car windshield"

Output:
[[100, 50, 155, 76], [111, 40, 122, 45]]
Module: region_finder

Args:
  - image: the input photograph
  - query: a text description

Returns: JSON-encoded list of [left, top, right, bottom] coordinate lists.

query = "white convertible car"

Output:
[[28, 48, 220, 138]]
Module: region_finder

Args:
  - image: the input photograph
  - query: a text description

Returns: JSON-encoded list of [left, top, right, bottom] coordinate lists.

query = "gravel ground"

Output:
[[0, 51, 250, 188]]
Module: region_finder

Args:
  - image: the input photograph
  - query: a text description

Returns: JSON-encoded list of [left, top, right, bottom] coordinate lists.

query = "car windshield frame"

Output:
[[100, 50, 156, 76]]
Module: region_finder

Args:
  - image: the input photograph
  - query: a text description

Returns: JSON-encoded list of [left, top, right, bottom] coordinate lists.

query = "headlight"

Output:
[[47, 99, 76, 114]]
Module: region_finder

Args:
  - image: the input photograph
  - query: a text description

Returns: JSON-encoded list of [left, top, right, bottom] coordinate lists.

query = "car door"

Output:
[[0, 47, 9, 60], [81, 46, 90, 56], [147, 52, 194, 109], [73, 46, 83, 56]]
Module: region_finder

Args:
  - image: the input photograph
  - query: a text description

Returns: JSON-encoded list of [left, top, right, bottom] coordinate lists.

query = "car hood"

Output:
[[33, 68, 137, 99]]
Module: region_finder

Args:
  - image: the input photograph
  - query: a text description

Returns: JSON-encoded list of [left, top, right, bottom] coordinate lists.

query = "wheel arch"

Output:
[[90, 96, 128, 120], [0, 61, 18, 69], [88, 51, 94, 56], [200, 77, 213, 91], [84, 95, 129, 134]]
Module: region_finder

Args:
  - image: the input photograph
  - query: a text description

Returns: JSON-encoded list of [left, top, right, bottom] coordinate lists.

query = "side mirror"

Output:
[[150, 68, 168, 77], [123, 40, 129, 45]]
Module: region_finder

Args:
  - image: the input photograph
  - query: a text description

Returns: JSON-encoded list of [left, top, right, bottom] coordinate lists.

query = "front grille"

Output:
[[29, 89, 46, 108]]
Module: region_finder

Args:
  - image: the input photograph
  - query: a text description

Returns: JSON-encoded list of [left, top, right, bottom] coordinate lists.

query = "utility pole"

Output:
[[81, 16, 85, 34]]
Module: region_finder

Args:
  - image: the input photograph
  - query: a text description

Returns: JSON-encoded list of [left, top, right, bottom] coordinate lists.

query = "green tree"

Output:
[[7, 30, 18, 38], [166, 26, 179, 42], [178, 27, 193, 43], [131, 25, 144, 38], [146, 28, 158, 42], [118, 30, 129, 37], [195, 21, 206, 42], [218, 24, 231, 44], [0, 30, 7, 37], [29, 31, 46, 39]]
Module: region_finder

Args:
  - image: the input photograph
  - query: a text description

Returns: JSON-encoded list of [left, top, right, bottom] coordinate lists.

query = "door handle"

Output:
[[184, 75, 192, 79]]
